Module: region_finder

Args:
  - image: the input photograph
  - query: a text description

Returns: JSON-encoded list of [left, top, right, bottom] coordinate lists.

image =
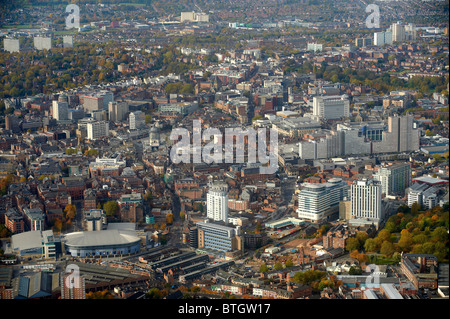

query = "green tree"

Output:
[[274, 262, 283, 270], [345, 237, 361, 252], [380, 241, 395, 256], [364, 238, 378, 252], [259, 264, 269, 273], [104, 201, 119, 217]]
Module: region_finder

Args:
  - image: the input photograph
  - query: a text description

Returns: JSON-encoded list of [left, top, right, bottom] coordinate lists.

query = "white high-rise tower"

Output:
[[207, 182, 229, 223]]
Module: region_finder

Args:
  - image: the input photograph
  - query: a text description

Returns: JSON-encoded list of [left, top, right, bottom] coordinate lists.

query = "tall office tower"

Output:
[[60, 273, 86, 299], [108, 101, 128, 122], [392, 22, 405, 42], [373, 163, 412, 196], [388, 115, 418, 153], [374, 31, 393, 46], [297, 178, 348, 222], [207, 182, 229, 223], [52, 100, 69, 121], [86, 121, 109, 140], [312, 95, 350, 120], [405, 23, 417, 41], [350, 179, 382, 220], [129, 110, 145, 130]]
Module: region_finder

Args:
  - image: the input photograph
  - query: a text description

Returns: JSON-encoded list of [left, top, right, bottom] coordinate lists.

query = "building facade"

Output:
[[297, 178, 348, 222]]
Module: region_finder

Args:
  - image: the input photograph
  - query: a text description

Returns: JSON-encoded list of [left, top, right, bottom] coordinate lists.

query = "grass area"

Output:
[[118, 3, 147, 6], [53, 29, 79, 35], [1, 24, 37, 29], [368, 254, 399, 265]]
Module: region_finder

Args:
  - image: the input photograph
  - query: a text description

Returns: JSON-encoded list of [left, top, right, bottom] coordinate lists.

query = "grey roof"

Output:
[[64, 229, 140, 248]]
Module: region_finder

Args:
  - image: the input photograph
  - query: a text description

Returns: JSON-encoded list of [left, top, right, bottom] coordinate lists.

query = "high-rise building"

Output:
[[207, 182, 229, 223], [350, 179, 382, 220], [129, 111, 145, 130], [373, 163, 412, 196], [374, 31, 393, 46], [33, 36, 52, 50], [86, 121, 109, 140], [297, 178, 348, 222], [3, 38, 20, 53], [108, 101, 128, 122], [355, 37, 372, 47], [52, 100, 69, 121], [60, 272, 86, 299], [392, 22, 406, 42], [312, 95, 350, 121], [63, 35, 73, 48]]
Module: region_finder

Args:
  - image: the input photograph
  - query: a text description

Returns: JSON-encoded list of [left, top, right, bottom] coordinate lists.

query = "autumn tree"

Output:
[[104, 201, 119, 217], [345, 237, 360, 252], [64, 204, 77, 221]]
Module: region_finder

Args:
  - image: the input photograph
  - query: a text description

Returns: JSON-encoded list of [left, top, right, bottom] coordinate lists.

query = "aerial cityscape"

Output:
[[0, 0, 448, 307]]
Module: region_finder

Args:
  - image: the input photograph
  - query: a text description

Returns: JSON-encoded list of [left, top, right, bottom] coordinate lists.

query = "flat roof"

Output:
[[64, 229, 140, 248], [413, 176, 448, 185], [11, 231, 43, 252]]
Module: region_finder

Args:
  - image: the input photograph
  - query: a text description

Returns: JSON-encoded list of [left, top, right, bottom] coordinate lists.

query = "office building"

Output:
[[373, 163, 412, 196], [307, 43, 323, 52], [355, 37, 372, 47], [312, 95, 350, 120], [129, 110, 145, 130], [407, 183, 440, 210], [299, 115, 419, 160], [3, 38, 20, 53], [52, 100, 69, 121], [350, 179, 382, 220], [374, 31, 393, 46], [33, 36, 52, 50], [196, 220, 243, 253], [86, 121, 109, 140], [207, 182, 229, 223], [63, 35, 73, 48], [181, 11, 209, 22], [297, 178, 348, 222], [108, 101, 128, 122]]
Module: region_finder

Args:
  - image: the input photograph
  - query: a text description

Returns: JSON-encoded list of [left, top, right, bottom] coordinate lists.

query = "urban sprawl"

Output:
[[0, 0, 448, 301]]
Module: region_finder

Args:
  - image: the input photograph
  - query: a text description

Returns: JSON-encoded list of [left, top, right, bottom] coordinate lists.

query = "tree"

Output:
[[285, 259, 294, 268], [274, 262, 283, 270], [145, 114, 152, 124], [380, 240, 395, 256], [180, 211, 186, 221], [364, 238, 378, 252], [64, 204, 77, 220], [104, 201, 119, 217], [259, 264, 269, 273], [166, 213, 174, 224], [345, 237, 360, 252], [348, 266, 362, 275]]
